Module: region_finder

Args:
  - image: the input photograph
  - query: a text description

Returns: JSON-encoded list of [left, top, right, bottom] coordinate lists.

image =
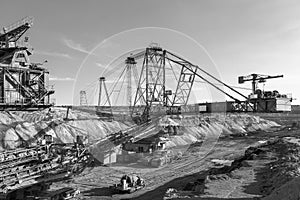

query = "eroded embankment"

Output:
[[165, 113, 280, 147], [0, 110, 279, 154], [0, 109, 130, 150]]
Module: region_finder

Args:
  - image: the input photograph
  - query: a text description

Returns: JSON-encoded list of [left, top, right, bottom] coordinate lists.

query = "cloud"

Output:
[[49, 76, 75, 81], [62, 38, 116, 59], [63, 38, 91, 54], [35, 50, 71, 59]]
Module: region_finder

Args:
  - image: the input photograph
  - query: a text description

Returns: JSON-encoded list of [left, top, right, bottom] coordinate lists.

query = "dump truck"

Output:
[[112, 175, 145, 193]]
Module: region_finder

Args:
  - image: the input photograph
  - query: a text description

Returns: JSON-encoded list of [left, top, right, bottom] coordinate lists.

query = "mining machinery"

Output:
[[238, 73, 291, 112], [0, 135, 91, 200], [238, 73, 283, 96], [111, 174, 145, 194], [125, 45, 250, 123], [82, 44, 253, 124], [0, 17, 54, 110], [89, 44, 251, 124], [81, 45, 292, 125]]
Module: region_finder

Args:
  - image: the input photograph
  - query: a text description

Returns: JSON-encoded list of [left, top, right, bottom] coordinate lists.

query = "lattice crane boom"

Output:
[[165, 50, 249, 103], [0, 16, 33, 47]]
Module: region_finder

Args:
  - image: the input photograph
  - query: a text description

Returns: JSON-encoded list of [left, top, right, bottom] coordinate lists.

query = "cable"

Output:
[[103, 66, 127, 105], [114, 69, 127, 105], [194, 80, 252, 91], [80, 79, 98, 91]]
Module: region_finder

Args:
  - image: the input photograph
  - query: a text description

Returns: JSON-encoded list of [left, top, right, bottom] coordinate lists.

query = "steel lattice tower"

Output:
[[132, 45, 166, 122], [125, 57, 136, 108], [79, 90, 88, 106], [98, 77, 111, 107]]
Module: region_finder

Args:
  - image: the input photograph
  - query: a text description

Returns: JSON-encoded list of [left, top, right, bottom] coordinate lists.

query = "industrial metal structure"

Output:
[[238, 73, 291, 112], [97, 77, 113, 119], [79, 90, 88, 106], [79, 44, 292, 124], [125, 57, 136, 108], [0, 135, 91, 200], [101, 44, 252, 123], [0, 17, 54, 110]]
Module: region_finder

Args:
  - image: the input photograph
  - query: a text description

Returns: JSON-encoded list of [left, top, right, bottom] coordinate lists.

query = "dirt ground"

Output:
[[52, 113, 300, 200]]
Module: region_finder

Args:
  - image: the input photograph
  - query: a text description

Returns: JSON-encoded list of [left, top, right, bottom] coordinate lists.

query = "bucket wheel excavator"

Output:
[[0, 135, 92, 200]]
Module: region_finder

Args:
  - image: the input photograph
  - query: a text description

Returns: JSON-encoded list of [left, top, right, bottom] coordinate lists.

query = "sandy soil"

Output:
[[50, 113, 300, 200], [1, 109, 298, 200]]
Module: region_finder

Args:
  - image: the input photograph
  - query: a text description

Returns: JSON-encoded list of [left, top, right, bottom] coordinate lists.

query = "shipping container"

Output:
[[197, 102, 234, 113]]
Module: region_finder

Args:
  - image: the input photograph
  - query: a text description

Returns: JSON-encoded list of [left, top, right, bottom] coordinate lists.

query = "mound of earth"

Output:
[[0, 108, 131, 150], [0, 109, 280, 157], [164, 113, 280, 147]]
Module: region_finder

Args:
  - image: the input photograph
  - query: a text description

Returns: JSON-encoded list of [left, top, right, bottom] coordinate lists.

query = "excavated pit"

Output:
[[2, 108, 297, 200]]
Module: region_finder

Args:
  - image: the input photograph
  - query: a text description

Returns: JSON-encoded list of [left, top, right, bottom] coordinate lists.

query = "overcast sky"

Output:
[[1, 0, 300, 105]]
